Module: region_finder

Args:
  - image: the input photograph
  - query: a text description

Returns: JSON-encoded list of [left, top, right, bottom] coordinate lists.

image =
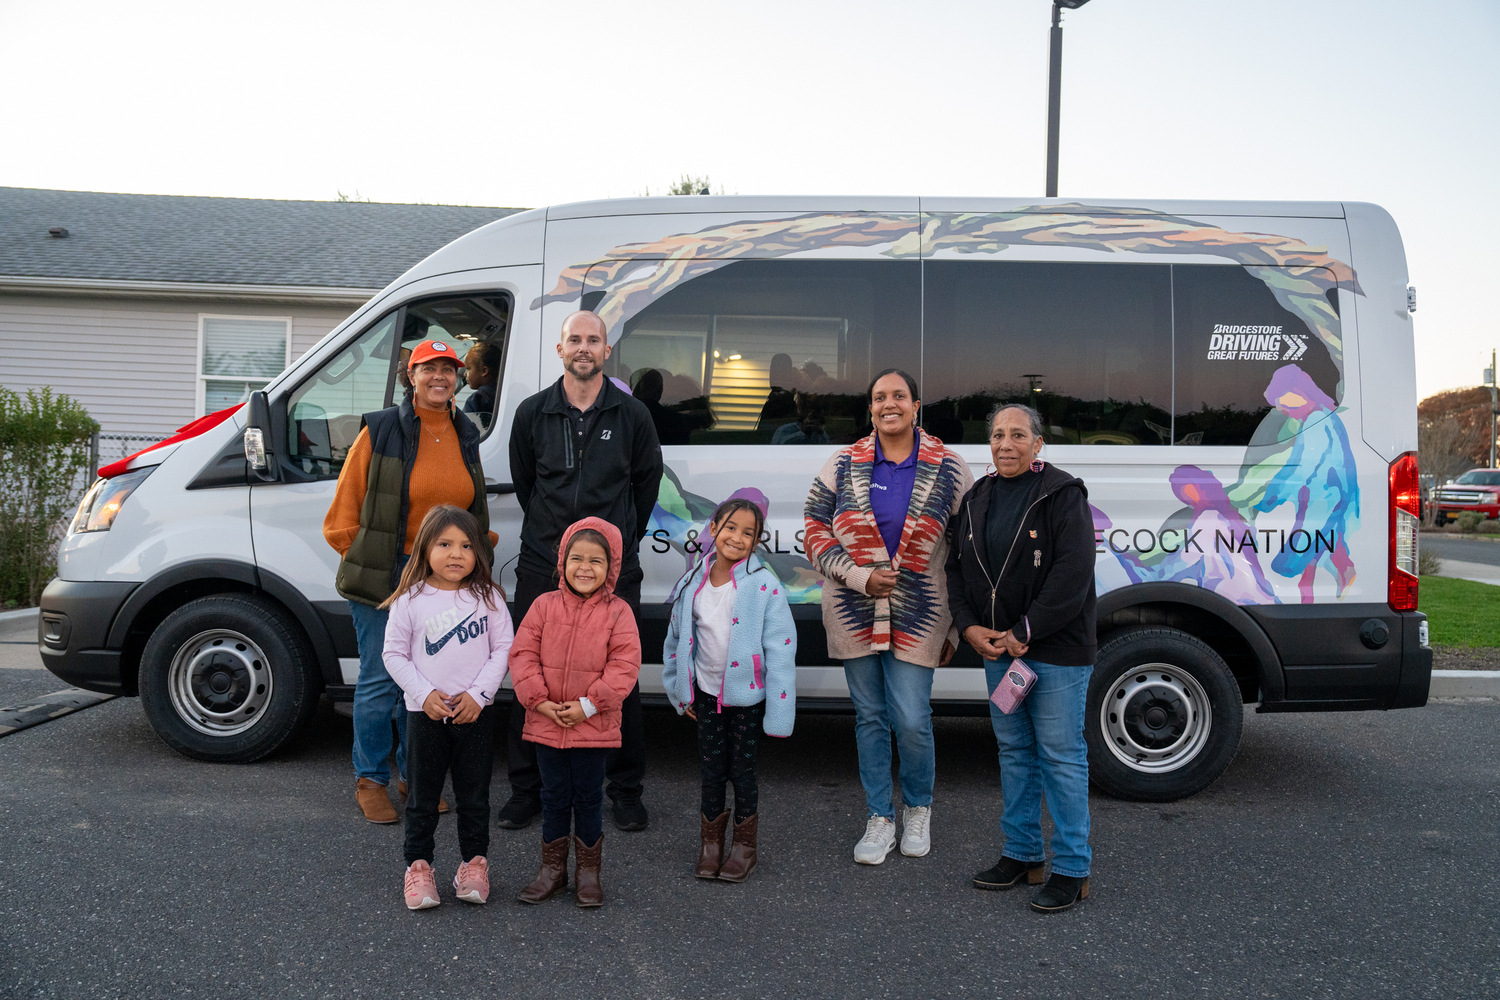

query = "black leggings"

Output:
[[404, 706, 494, 867], [694, 688, 764, 820]]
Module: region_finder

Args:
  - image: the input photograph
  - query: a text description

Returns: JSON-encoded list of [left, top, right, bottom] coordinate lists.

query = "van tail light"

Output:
[[1389, 452, 1420, 611]]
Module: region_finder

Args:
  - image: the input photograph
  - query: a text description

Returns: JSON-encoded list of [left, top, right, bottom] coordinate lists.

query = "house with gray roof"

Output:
[[0, 187, 519, 450]]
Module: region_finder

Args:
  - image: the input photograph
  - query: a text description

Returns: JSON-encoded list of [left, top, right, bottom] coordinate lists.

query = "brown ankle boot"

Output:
[[717, 813, 758, 882], [516, 837, 570, 904], [355, 778, 398, 824], [695, 810, 731, 879], [573, 835, 603, 908]]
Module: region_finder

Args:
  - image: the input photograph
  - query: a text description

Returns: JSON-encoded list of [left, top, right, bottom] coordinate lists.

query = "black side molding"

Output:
[[485, 483, 517, 495]]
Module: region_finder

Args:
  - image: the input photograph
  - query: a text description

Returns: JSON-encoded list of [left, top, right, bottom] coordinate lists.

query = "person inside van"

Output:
[[945, 403, 1097, 913], [631, 367, 695, 446], [462, 342, 503, 429], [323, 339, 498, 825]]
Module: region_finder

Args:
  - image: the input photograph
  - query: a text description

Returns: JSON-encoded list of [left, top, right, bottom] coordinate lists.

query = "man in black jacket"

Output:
[[498, 310, 664, 831]]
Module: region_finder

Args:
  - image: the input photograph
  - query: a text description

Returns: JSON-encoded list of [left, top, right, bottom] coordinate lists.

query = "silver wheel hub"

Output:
[[167, 629, 273, 737], [1099, 662, 1211, 773]]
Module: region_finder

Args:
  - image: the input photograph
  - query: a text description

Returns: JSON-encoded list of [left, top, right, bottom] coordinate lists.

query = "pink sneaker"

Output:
[[404, 860, 441, 910], [453, 856, 490, 904]]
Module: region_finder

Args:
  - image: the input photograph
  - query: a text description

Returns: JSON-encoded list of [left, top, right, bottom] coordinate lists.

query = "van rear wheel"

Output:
[[1085, 628, 1243, 802], [139, 594, 321, 763]]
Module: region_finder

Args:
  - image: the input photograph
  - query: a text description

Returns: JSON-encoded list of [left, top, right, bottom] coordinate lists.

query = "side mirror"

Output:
[[244, 390, 279, 483]]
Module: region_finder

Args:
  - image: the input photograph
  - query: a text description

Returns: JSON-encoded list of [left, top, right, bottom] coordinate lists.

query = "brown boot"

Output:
[[516, 837, 570, 904], [717, 813, 758, 883], [396, 780, 449, 814], [355, 778, 398, 824], [695, 810, 731, 879], [573, 835, 604, 908]]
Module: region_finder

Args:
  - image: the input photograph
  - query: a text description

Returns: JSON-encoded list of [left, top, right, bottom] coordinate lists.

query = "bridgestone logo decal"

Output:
[[1206, 325, 1307, 361]]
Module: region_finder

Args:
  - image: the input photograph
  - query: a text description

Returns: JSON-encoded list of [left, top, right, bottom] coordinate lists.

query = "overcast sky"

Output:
[[3, 0, 1495, 399]]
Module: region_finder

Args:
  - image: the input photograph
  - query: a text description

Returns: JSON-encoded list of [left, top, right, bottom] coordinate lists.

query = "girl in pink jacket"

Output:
[[509, 517, 641, 908]]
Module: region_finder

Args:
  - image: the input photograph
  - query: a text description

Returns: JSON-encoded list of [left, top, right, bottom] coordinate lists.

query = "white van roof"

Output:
[[543, 195, 1348, 220]]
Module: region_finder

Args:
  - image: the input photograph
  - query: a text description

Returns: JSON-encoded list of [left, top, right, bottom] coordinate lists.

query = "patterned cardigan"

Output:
[[803, 430, 974, 668]]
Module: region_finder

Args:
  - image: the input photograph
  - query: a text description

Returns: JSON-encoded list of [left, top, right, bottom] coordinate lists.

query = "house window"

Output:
[[199, 315, 291, 416]]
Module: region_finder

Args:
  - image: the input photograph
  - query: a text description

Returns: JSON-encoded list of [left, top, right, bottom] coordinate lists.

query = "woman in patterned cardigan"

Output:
[[803, 369, 974, 866]]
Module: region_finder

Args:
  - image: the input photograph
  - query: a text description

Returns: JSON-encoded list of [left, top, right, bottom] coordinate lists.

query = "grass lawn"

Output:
[[1419, 575, 1500, 648]]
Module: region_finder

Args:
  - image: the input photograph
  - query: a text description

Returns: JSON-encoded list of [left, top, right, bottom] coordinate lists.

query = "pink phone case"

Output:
[[990, 659, 1037, 715]]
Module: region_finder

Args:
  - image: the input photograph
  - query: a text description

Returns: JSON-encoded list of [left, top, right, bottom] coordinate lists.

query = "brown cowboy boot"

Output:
[[695, 810, 731, 879], [516, 837, 570, 904], [573, 835, 604, 908], [717, 813, 758, 883]]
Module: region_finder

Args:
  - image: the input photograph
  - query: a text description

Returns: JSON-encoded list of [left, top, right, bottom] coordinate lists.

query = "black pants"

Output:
[[404, 706, 494, 866], [505, 568, 646, 803], [534, 744, 609, 844], [694, 687, 764, 820]]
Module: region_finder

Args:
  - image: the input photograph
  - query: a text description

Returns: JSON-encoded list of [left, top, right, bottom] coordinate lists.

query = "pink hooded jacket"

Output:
[[509, 517, 642, 749]]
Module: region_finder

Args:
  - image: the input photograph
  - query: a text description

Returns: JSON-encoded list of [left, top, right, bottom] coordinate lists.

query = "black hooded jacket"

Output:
[[509, 375, 663, 585], [944, 463, 1097, 666]]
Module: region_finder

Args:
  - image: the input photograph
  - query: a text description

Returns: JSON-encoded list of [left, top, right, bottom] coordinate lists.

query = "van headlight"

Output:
[[71, 467, 154, 534]]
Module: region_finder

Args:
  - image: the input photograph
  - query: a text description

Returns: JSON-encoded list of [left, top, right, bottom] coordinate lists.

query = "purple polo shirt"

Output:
[[870, 431, 918, 558]]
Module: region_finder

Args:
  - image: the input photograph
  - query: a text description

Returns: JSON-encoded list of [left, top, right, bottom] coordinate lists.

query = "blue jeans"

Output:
[[350, 579, 408, 785], [844, 651, 935, 820], [985, 657, 1092, 878]]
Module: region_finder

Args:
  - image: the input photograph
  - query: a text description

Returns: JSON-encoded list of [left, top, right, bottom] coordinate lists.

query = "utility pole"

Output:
[[1045, 1, 1094, 198], [1487, 350, 1498, 469]]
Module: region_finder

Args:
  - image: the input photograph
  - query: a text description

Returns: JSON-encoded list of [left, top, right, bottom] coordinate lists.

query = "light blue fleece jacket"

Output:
[[662, 552, 798, 737]]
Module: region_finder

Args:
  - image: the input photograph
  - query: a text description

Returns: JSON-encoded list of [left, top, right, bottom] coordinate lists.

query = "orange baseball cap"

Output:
[[407, 340, 464, 369]]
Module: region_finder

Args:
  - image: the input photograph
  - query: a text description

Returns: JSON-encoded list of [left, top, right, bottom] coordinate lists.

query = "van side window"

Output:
[[922, 261, 1173, 445], [603, 260, 920, 444], [1172, 265, 1341, 446], [286, 312, 399, 477], [400, 295, 512, 433]]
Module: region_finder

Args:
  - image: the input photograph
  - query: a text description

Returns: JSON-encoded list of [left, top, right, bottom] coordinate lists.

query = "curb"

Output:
[[0, 607, 39, 623], [1429, 669, 1500, 701]]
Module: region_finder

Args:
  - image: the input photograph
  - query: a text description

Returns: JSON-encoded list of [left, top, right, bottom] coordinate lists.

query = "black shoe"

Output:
[[496, 793, 541, 830], [611, 795, 649, 832], [973, 857, 1045, 890], [1030, 873, 1089, 913]]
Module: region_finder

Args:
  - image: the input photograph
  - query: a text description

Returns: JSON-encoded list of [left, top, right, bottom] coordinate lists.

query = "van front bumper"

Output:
[[38, 579, 138, 695]]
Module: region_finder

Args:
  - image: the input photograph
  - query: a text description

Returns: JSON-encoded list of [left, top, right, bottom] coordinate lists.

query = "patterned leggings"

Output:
[[694, 687, 764, 820]]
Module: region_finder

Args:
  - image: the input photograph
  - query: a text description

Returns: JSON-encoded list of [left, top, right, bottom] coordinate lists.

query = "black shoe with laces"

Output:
[[496, 793, 542, 830], [611, 794, 649, 832], [1030, 873, 1089, 912], [972, 856, 1045, 890]]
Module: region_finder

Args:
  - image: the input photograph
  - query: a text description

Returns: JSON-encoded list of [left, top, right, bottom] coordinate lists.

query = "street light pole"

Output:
[[1487, 349, 1497, 469], [1045, 0, 1093, 199]]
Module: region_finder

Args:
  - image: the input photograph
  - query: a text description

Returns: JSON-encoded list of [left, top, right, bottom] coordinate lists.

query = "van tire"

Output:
[[139, 594, 321, 763], [1085, 628, 1243, 802]]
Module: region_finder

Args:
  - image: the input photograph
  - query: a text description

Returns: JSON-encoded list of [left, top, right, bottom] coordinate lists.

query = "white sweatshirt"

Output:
[[382, 583, 514, 713]]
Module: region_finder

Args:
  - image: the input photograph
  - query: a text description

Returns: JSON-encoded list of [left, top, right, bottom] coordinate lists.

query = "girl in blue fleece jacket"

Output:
[[663, 496, 797, 883]]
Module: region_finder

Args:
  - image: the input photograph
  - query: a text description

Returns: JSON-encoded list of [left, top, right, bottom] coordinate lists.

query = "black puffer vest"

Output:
[[335, 396, 490, 606]]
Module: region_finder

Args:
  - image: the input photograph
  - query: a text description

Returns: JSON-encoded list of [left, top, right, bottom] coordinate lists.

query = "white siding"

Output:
[[0, 294, 354, 437]]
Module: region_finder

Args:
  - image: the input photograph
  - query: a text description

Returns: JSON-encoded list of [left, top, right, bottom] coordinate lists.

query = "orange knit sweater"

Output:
[[322, 407, 496, 557]]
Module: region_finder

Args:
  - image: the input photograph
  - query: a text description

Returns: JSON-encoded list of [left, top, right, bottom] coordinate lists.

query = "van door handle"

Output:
[[485, 482, 517, 495]]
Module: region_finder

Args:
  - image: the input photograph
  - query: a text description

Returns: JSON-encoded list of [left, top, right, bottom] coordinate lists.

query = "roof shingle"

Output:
[[0, 187, 523, 290]]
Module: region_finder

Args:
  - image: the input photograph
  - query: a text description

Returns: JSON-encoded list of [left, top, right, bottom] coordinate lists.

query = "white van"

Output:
[[39, 196, 1431, 801]]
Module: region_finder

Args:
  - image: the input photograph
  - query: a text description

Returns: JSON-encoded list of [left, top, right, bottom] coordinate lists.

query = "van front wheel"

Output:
[[139, 594, 321, 763], [1085, 628, 1243, 802]]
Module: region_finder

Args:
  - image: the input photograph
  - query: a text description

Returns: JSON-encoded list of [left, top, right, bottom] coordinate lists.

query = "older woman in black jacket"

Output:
[[945, 403, 1097, 913]]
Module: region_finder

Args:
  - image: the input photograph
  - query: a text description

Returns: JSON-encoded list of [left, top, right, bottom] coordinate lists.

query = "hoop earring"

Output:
[[985, 463, 996, 477], [1029, 458, 1045, 473]]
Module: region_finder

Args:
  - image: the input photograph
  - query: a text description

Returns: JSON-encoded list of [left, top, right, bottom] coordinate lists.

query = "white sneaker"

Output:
[[900, 805, 931, 857], [853, 815, 897, 865]]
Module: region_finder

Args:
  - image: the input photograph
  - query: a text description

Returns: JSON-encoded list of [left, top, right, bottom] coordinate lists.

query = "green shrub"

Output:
[[0, 387, 100, 608], [1455, 510, 1485, 534], [1479, 518, 1500, 535]]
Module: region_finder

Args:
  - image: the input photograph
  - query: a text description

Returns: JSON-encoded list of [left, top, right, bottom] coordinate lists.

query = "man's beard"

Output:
[[564, 354, 601, 380]]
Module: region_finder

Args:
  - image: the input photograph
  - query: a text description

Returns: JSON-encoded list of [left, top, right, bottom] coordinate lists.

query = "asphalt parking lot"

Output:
[[2, 613, 1497, 1000]]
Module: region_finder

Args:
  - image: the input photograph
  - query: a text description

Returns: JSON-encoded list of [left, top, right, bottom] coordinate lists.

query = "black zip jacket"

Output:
[[509, 376, 663, 584], [944, 463, 1097, 666]]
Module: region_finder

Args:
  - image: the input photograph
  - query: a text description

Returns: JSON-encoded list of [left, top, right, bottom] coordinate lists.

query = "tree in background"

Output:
[[640, 175, 725, 197], [1418, 386, 1493, 469], [0, 388, 99, 607]]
